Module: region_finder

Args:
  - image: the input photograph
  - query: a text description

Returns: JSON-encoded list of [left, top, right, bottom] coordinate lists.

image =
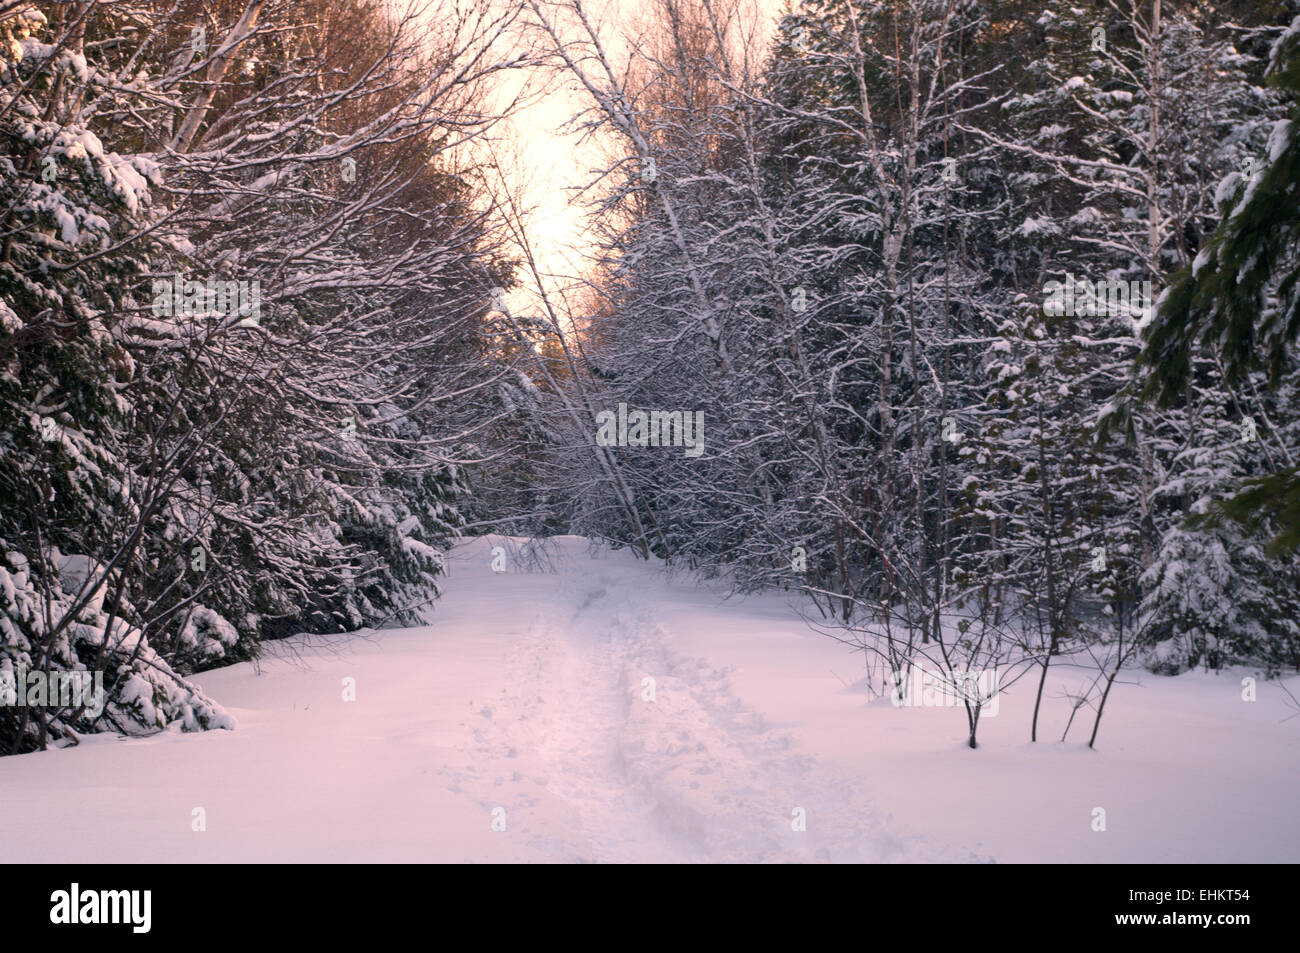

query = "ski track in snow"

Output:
[[442, 568, 914, 862]]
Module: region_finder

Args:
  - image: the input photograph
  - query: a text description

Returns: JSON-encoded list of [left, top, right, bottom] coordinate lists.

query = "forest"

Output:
[[2, 0, 1299, 759]]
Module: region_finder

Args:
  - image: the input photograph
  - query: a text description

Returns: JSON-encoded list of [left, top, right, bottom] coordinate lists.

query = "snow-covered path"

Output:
[[437, 564, 907, 862], [1, 537, 1296, 862]]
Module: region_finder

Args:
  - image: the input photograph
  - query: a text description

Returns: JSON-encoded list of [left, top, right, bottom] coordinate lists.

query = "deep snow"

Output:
[[0, 536, 1295, 862]]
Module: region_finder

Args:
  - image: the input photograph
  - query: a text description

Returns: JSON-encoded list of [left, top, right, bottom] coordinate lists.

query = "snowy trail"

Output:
[[0, 536, 1296, 863], [437, 564, 909, 861]]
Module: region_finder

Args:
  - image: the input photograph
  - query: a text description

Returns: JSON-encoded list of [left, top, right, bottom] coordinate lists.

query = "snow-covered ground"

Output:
[[1, 536, 1296, 863]]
